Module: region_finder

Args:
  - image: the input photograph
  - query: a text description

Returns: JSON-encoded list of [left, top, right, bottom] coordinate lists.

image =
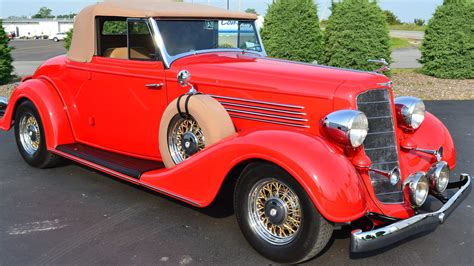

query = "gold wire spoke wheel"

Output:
[[248, 178, 302, 245], [18, 113, 41, 155], [168, 115, 206, 164]]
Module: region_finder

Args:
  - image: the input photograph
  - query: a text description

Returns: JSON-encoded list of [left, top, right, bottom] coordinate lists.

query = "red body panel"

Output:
[[0, 52, 457, 222]]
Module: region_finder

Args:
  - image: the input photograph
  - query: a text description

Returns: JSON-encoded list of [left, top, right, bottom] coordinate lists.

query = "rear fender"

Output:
[[0, 79, 74, 149], [141, 130, 368, 223]]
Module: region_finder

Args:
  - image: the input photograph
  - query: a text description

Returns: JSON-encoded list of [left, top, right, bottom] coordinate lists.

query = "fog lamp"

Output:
[[427, 161, 450, 193], [405, 172, 430, 207]]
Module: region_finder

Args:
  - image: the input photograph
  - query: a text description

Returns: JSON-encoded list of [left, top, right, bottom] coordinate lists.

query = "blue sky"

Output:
[[1, 0, 443, 23]]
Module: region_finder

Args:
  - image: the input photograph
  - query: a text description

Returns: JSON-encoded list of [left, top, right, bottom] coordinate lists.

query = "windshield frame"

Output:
[[148, 18, 266, 68]]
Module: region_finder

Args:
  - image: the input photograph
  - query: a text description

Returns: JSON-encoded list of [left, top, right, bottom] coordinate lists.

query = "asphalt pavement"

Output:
[[10, 40, 66, 77], [0, 101, 473, 265]]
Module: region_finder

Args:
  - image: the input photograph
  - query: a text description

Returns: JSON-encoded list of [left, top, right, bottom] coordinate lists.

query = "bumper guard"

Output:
[[351, 173, 472, 253]]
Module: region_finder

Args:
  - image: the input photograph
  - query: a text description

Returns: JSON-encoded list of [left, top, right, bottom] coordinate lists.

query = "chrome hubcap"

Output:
[[248, 179, 301, 245], [168, 115, 205, 164], [19, 113, 41, 155]]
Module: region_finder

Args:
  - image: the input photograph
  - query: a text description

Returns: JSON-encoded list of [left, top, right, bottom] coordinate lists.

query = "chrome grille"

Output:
[[357, 89, 403, 203]]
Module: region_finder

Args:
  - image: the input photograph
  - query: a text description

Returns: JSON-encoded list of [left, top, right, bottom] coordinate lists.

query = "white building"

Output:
[[2, 18, 74, 38]]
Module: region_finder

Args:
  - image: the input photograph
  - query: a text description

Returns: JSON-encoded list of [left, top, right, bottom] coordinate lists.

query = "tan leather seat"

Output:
[[103, 47, 151, 60]]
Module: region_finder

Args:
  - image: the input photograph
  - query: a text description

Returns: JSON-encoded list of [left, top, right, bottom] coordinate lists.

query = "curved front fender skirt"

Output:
[[0, 79, 74, 149], [141, 130, 368, 223]]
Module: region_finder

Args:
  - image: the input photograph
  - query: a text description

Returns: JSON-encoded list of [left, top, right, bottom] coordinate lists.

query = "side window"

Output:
[[97, 17, 128, 58], [127, 19, 157, 61]]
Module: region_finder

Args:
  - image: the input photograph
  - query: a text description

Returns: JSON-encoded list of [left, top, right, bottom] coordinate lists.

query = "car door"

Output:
[[74, 18, 167, 159]]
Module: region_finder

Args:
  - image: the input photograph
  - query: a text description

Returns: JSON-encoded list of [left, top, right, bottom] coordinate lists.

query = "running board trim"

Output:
[[51, 148, 202, 207]]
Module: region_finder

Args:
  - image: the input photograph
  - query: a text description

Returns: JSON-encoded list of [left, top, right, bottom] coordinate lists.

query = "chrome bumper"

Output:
[[0, 96, 7, 117], [351, 173, 472, 253]]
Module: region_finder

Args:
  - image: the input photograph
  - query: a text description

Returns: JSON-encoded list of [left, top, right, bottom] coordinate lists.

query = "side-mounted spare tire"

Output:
[[159, 94, 236, 168]]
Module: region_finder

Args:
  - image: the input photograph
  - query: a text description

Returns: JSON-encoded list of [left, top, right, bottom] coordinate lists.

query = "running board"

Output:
[[55, 143, 165, 179]]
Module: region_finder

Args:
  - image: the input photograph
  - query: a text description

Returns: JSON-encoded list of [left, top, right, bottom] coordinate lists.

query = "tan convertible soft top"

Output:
[[67, 0, 257, 62]]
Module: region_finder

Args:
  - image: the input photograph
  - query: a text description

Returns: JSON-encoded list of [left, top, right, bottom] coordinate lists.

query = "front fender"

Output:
[[141, 129, 368, 223], [399, 112, 456, 172], [0, 78, 74, 149]]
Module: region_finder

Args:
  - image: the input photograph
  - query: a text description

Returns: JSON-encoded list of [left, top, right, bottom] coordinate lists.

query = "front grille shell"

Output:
[[357, 89, 403, 203]]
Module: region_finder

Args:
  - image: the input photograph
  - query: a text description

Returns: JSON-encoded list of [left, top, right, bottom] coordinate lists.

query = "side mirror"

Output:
[[177, 70, 191, 87]]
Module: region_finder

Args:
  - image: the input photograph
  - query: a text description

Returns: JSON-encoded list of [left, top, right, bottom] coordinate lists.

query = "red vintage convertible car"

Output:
[[0, 0, 471, 263]]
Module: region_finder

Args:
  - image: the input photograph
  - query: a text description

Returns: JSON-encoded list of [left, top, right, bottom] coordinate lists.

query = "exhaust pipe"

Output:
[[0, 97, 8, 117]]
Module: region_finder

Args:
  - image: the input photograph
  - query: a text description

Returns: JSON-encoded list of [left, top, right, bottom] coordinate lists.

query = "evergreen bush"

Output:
[[322, 0, 391, 72], [261, 0, 322, 63], [420, 0, 474, 79], [0, 20, 14, 85]]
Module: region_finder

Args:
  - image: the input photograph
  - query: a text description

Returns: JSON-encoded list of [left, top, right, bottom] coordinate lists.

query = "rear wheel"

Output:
[[14, 101, 60, 168], [235, 163, 333, 263]]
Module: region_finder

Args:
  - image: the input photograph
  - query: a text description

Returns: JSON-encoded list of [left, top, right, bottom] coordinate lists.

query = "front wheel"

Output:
[[14, 101, 60, 168], [234, 163, 333, 263]]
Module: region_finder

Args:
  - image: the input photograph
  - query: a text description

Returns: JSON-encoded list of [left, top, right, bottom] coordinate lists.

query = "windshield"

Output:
[[156, 19, 262, 56]]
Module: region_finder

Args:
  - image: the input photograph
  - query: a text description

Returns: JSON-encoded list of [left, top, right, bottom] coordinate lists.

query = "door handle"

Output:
[[145, 83, 163, 89]]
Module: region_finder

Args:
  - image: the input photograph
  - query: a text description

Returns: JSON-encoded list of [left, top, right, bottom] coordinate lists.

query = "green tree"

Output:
[[261, 0, 322, 63], [322, 0, 391, 72], [64, 29, 73, 51], [420, 0, 474, 79], [32, 7, 54, 19], [0, 20, 14, 84], [245, 8, 258, 15], [414, 18, 425, 26], [384, 10, 401, 25]]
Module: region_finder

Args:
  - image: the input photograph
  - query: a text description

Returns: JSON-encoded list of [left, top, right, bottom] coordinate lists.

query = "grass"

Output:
[[390, 37, 413, 49], [389, 24, 426, 31]]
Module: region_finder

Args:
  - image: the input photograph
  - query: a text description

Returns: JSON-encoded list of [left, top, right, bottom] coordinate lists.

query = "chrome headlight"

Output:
[[394, 96, 425, 130], [322, 110, 369, 148], [405, 172, 430, 207], [427, 161, 450, 193]]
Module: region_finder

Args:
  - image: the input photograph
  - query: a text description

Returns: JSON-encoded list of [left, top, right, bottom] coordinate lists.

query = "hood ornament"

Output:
[[368, 58, 390, 73]]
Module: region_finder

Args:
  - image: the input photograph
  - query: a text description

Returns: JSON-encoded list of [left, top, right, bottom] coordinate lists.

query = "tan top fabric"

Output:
[[67, 0, 257, 62]]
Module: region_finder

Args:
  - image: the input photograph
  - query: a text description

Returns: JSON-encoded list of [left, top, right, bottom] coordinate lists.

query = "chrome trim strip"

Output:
[[211, 95, 305, 109], [351, 174, 472, 253], [226, 108, 308, 122], [358, 100, 391, 104], [220, 101, 306, 116], [140, 183, 201, 207], [230, 115, 310, 128], [148, 18, 171, 68]]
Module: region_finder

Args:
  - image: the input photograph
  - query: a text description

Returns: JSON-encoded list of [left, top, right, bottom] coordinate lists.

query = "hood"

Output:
[[171, 52, 391, 100]]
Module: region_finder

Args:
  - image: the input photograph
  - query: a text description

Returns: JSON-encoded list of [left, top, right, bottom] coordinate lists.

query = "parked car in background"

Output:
[[48, 32, 67, 42], [0, 0, 471, 263]]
